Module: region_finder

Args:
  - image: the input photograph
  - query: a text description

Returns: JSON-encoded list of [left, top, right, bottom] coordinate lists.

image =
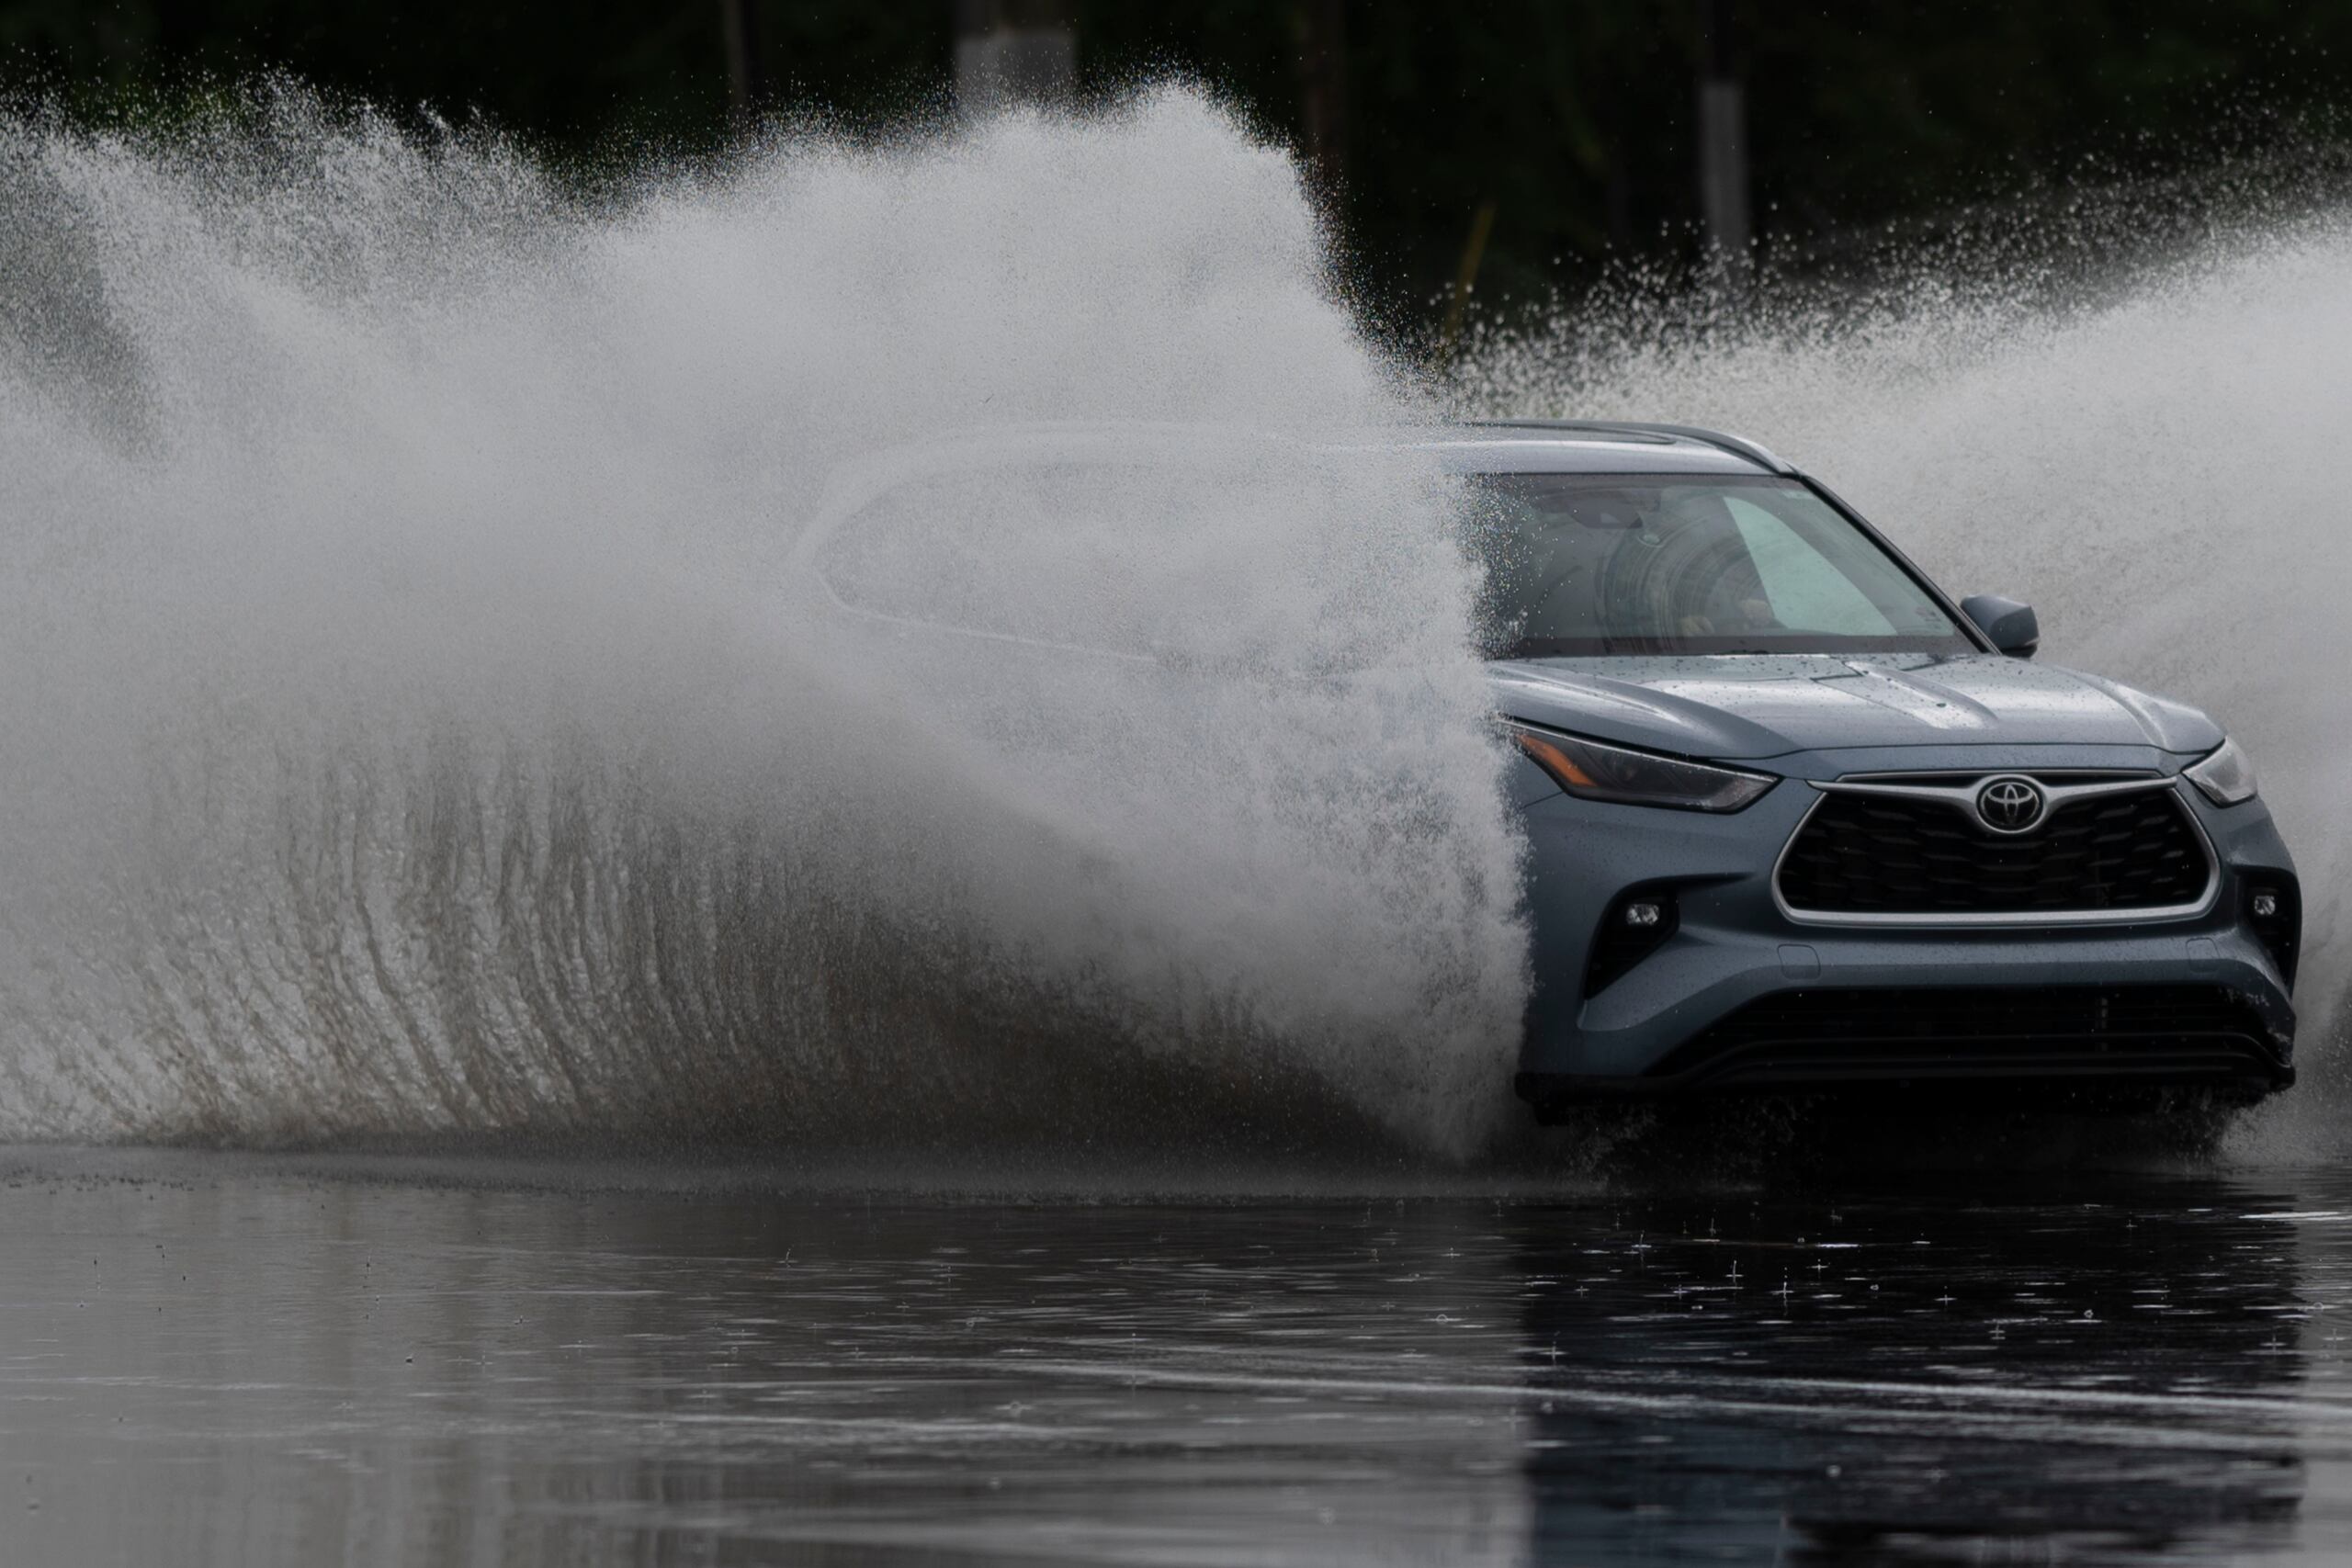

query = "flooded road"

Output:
[[2, 1149, 2348, 1565]]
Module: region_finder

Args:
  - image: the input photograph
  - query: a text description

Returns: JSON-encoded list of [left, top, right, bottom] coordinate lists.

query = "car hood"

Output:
[[1487, 653, 2224, 761]]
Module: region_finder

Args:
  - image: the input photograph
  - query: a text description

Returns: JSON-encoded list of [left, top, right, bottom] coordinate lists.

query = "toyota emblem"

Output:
[[1975, 776, 2047, 834]]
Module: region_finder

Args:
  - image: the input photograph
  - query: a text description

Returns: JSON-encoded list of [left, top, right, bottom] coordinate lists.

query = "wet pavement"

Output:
[[3, 1150, 2350, 1564]]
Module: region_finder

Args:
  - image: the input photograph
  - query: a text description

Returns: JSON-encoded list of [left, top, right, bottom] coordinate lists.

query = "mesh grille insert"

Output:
[[1778, 784, 2208, 916]]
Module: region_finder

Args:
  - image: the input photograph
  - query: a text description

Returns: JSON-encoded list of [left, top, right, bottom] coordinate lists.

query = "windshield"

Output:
[[1464, 472, 1975, 658]]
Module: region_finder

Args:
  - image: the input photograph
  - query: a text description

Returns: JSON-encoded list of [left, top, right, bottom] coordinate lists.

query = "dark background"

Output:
[[7, 2, 2350, 323]]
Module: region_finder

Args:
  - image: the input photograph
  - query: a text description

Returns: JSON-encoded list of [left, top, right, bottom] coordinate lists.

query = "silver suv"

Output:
[[1449, 422, 2298, 1117]]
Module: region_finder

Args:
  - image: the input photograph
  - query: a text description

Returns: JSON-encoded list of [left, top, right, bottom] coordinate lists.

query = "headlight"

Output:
[[2185, 737, 2258, 807], [1506, 722, 1774, 812]]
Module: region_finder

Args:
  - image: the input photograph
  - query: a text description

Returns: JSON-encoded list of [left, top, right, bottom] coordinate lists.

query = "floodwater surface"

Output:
[[1, 1150, 2348, 1565]]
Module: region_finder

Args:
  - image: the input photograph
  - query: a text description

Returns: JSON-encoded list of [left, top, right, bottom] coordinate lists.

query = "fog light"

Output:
[[2244, 881, 2301, 990], [1588, 888, 1681, 996]]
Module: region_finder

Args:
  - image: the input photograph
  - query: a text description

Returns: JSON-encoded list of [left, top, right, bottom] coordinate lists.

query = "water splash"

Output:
[[12, 82, 2340, 1172], [0, 87, 1530, 1159]]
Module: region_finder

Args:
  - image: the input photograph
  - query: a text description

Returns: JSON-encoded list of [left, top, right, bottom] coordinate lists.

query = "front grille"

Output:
[[1778, 784, 2209, 918], [1646, 985, 2287, 1090]]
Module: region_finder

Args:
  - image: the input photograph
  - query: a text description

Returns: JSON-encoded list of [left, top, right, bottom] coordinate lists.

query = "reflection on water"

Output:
[[0, 1151, 2349, 1564], [1517, 1184, 2311, 1564]]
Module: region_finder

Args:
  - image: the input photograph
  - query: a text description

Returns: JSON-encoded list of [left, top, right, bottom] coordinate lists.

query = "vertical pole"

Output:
[[1695, 0, 1750, 283], [953, 0, 992, 104], [720, 0, 767, 134], [1296, 0, 1347, 197], [955, 0, 1077, 118]]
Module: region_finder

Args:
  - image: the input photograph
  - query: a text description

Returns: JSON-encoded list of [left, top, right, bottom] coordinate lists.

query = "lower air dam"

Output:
[[4, 73, 2352, 1568]]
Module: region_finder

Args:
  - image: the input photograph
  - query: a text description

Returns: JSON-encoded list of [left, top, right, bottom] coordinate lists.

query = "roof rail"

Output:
[[1463, 418, 1794, 475]]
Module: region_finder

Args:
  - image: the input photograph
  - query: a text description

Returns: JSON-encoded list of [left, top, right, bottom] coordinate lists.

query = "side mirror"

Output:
[[1960, 593, 2040, 659]]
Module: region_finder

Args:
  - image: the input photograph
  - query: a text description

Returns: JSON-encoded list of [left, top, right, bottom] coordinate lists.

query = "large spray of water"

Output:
[[0, 88, 1530, 1159], [7, 81, 2346, 1169]]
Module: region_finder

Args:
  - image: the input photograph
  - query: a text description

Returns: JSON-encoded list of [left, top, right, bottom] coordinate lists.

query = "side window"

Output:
[[820, 468, 1009, 630], [1725, 498, 1897, 635], [824, 466, 1143, 648], [818, 461, 1312, 659]]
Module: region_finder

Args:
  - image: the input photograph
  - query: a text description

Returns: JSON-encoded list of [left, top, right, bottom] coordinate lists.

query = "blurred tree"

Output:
[[2, 0, 2348, 321]]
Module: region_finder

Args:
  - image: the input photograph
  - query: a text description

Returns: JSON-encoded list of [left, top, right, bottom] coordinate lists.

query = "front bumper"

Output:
[[1512, 742, 2299, 1107]]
